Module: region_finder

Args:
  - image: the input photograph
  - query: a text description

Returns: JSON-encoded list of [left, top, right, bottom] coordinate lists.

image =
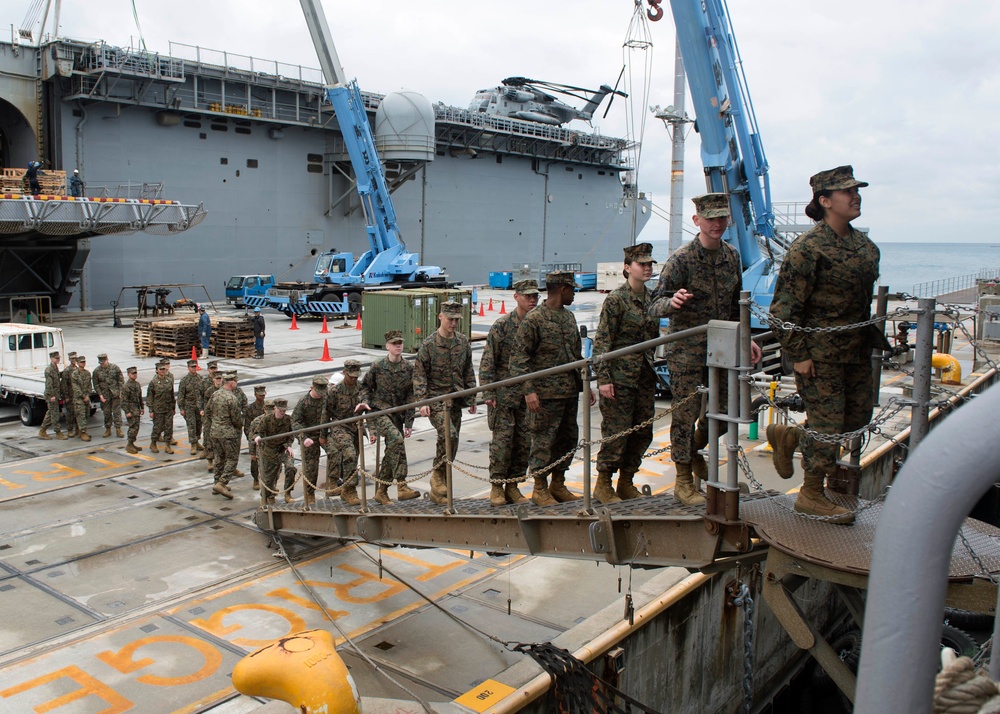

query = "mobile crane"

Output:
[[248, 0, 452, 318]]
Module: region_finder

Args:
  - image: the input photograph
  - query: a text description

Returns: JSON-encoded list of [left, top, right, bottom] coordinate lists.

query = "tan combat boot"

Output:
[[397, 482, 420, 501], [103, 427, 112, 438], [116, 426, 124, 438], [504, 482, 529, 504], [340, 485, 361, 506], [212, 482, 234, 499], [373, 483, 391, 505], [163, 443, 174, 454], [691, 453, 708, 482], [125, 442, 139, 454], [549, 472, 581, 502], [206, 460, 214, 472], [593, 471, 622, 504], [303, 492, 315, 510], [190, 441, 200, 455], [489, 482, 507, 507], [794, 470, 855, 525], [616, 471, 643, 500], [766, 424, 800, 479], [531, 477, 558, 507], [284, 489, 294, 503], [429, 468, 448, 498], [149, 440, 159, 453], [252, 479, 260, 491], [79, 431, 92, 442], [38, 427, 51, 440], [673, 463, 706, 506]]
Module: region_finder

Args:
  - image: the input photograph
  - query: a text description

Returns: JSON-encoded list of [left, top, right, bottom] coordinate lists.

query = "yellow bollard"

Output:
[[232, 629, 362, 713]]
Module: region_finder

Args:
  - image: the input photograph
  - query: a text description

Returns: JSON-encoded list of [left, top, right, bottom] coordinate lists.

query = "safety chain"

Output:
[[951, 313, 1000, 375], [579, 390, 701, 451], [732, 582, 755, 714], [958, 527, 1000, 587], [750, 301, 909, 334]]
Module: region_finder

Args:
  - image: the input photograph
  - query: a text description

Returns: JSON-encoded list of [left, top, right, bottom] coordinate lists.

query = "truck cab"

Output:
[[0, 325, 64, 425], [225, 275, 275, 306]]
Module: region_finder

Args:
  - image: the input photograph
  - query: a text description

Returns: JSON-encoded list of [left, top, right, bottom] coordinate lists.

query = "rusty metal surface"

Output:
[[741, 492, 1000, 579]]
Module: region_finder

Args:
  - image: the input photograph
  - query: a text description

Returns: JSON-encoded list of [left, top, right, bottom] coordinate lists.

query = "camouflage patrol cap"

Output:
[[441, 300, 463, 318], [809, 165, 869, 193], [623, 242, 656, 263], [97, 353, 108, 361], [186, 359, 198, 367], [546, 271, 575, 288], [212, 371, 223, 380], [273, 397, 288, 410], [222, 371, 238, 381], [207, 361, 219, 369], [77, 355, 86, 363], [384, 330, 404, 344], [127, 366, 137, 374], [692, 193, 731, 218], [513, 279, 540, 295], [343, 359, 362, 376], [49, 351, 60, 359], [312, 375, 329, 389], [68, 351, 77, 359], [264, 398, 275, 408], [254, 385, 266, 394]]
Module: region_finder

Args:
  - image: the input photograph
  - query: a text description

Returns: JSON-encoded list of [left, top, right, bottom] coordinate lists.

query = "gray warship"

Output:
[[0, 36, 650, 313]]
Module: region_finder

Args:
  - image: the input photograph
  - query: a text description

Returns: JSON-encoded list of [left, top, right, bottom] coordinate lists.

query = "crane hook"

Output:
[[646, 0, 664, 21]]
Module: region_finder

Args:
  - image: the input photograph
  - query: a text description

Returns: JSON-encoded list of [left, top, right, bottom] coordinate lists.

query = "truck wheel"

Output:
[[19, 399, 42, 427], [281, 308, 294, 319], [347, 293, 362, 319]]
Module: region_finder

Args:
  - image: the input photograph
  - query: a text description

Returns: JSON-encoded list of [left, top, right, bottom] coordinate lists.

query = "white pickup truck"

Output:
[[0, 324, 97, 426]]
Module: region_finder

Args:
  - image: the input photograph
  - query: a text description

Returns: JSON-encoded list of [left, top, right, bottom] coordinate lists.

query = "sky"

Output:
[[12, 0, 1000, 244]]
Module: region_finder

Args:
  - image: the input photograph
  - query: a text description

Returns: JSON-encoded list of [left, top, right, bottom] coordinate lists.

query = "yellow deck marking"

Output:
[[455, 679, 517, 711], [190, 604, 308, 649], [0, 477, 25, 491], [13, 463, 87, 481], [0, 664, 133, 712], [85, 454, 143, 470], [96, 635, 223, 686]]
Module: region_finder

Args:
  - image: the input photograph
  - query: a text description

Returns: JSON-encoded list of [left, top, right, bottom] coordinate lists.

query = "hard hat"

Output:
[[73, 169, 79, 174], [254, 307, 261, 312]]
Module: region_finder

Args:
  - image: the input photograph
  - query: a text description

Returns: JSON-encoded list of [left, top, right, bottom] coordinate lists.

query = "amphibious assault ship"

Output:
[[0, 37, 651, 313]]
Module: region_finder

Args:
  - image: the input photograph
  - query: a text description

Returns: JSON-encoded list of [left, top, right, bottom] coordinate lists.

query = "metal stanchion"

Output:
[[581, 367, 593, 512], [357, 420, 368, 511], [911, 298, 934, 448], [443, 398, 454, 512]]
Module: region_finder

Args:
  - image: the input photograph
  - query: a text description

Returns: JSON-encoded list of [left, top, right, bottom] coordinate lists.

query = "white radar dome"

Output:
[[375, 89, 436, 163]]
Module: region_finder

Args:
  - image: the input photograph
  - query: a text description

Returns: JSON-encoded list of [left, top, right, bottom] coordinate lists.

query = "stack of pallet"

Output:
[[133, 317, 156, 356], [210, 317, 256, 359], [1, 168, 67, 195], [133, 315, 199, 358]]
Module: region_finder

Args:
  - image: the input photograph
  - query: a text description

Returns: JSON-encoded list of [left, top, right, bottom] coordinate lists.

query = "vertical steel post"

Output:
[[739, 291, 752, 423], [872, 286, 889, 407], [444, 398, 454, 511], [707, 367, 719, 486], [357, 420, 368, 510], [582, 365, 593, 512], [911, 298, 935, 448], [727, 365, 739, 489]]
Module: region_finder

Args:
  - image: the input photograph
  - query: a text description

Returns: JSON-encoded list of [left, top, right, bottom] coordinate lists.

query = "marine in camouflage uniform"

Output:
[[594, 244, 660, 503], [60, 352, 78, 436], [414, 300, 477, 505], [769, 166, 889, 525], [254, 398, 297, 506], [39, 351, 67, 439], [158, 359, 179, 446], [92, 353, 124, 437], [146, 362, 176, 453], [479, 280, 538, 506], [71, 356, 93, 440], [648, 193, 743, 506], [291, 376, 328, 508], [357, 331, 415, 500], [122, 367, 144, 453], [244, 386, 267, 488], [177, 359, 205, 454], [201, 366, 222, 467], [207, 372, 243, 499], [508, 271, 585, 506], [323, 360, 368, 505]]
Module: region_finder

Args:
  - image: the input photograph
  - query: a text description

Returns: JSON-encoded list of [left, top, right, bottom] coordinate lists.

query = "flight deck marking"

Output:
[[455, 678, 517, 711], [13, 463, 87, 481], [0, 664, 134, 712], [96, 635, 223, 686]]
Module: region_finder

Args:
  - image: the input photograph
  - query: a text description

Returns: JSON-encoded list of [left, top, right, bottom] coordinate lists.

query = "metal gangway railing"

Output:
[[911, 268, 1000, 299]]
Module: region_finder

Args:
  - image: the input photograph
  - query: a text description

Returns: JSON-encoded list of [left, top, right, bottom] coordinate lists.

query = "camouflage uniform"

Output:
[[509, 301, 583, 480], [41, 357, 63, 432], [358, 356, 414, 484], [60, 356, 76, 434], [594, 280, 659, 474], [244, 391, 267, 482], [256, 406, 296, 499], [122, 374, 144, 447], [648, 237, 741, 464], [71, 362, 93, 436], [207, 385, 243, 486], [291, 381, 327, 501], [413, 327, 476, 485], [92, 357, 124, 431], [324, 378, 365, 489], [480, 309, 531, 488], [770, 220, 885, 475], [146, 372, 176, 446], [177, 368, 204, 449], [201, 375, 221, 462]]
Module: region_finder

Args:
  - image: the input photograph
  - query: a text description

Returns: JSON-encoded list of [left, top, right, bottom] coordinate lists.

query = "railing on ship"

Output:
[[910, 269, 1000, 298]]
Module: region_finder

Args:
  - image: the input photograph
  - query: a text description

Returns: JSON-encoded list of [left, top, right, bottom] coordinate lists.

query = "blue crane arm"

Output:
[[667, 0, 776, 276]]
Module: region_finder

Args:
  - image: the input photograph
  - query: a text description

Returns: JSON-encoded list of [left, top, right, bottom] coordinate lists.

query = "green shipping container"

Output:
[[409, 288, 473, 341], [360, 290, 432, 353]]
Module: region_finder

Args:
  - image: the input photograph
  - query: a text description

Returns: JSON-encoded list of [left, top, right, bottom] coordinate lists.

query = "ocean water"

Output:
[[648, 240, 1000, 296]]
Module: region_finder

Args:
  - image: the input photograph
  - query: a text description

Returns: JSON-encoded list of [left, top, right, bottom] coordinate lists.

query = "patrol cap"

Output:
[[186, 359, 198, 367], [158, 358, 170, 366], [127, 366, 137, 374], [77, 355, 87, 363], [254, 385, 267, 394], [223, 371, 237, 381], [68, 351, 77, 359], [809, 165, 869, 193], [692, 193, 731, 218], [624, 242, 656, 263], [513, 279, 539, 295], [264, 398, 275, 408], [207, 361, 219, 369], [49, 351, 60, 358], [312, 375, 329, 389], [545, 271, 575, 288], [441, 300, 463, 318], [343, 359, 362, 376], [97, 353, 108, 361], [273, 397, 288, 410], [212, 371, 223, 380], [384, 330, 404, 344]]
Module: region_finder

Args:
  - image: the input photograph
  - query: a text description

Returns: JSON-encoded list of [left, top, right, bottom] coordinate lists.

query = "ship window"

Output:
[[565, 166, 573, 171], [246, 159, 258, 169], [307, 153, 323, 163], [579, 174, 583, 180], [598, 170, 606, 176], [307, 165, 323, 174], [211, 124, 228, 132], [184, 120, 202, 128], [496, 155, 502, 164], [220, 158, 228, 165], [235, 127, 252, 135], [200, 133, 207, 140]]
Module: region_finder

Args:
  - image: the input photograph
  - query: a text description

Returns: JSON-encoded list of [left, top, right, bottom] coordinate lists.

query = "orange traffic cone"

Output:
[[355, 312, 362, 330], [499, 300, 506, 315], [479, 303, 485, 317], [320, 315, 330, 334], [488, 297, 494, 312], [319, 339, 333, 362], [290, 314, 299, 331], [190, 346, 201, 370]]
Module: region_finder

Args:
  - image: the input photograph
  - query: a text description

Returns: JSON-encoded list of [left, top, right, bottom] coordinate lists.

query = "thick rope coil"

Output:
[[933, 649, 1000, 714]]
